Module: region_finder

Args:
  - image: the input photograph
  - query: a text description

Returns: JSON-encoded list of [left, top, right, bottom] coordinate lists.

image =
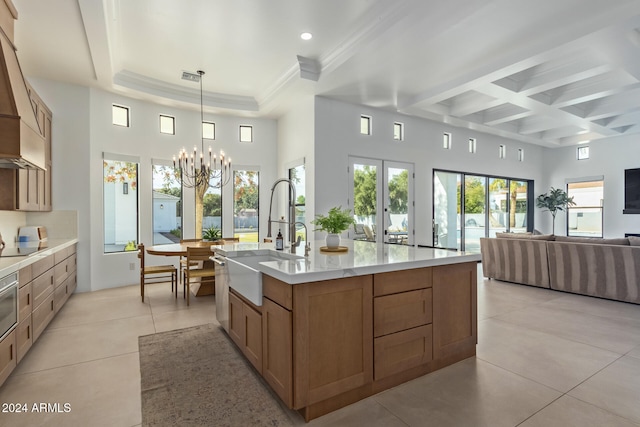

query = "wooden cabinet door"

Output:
[[243, 302, 262, 374], [262, 297, 292, 407], [293, 275, 373, 408], [0, 330, 16, 386], [432, 262, 477, 366], [16, 316, 32, 364], [228, 291, 244, 347]]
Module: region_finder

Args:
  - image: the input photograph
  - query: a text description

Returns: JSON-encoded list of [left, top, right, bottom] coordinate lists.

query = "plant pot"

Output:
[[325, 233, 340, 248]]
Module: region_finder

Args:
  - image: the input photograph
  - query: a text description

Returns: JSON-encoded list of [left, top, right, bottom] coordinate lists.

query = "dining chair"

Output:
[[179, 238, 203, 283], [138, 243, 177, 303], [183, 246, 216, 306]]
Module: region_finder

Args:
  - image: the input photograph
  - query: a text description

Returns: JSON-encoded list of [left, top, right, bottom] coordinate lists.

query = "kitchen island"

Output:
[[212, 240, 481, 421]]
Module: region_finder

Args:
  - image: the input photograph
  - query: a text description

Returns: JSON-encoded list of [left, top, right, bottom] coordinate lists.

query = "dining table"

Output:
[[146, 242, 221, 296]]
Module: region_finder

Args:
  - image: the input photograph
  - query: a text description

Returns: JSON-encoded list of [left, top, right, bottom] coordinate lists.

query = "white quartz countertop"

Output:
[[212, 239, 480, 284], [0, 239, 79, 277]]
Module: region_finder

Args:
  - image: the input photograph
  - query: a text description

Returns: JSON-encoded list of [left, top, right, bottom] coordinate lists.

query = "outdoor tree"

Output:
[[388, 170, 408, 214], [104, 161, 137, 189], [463, 178, 485, 214], [234, 171, 259, 214]]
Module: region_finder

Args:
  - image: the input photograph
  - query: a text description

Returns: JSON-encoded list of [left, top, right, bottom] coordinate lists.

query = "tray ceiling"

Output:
[[13, 0, 640, 147]]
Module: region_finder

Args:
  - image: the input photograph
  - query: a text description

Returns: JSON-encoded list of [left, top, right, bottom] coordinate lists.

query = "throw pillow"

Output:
[[629, 236, 640, 246]]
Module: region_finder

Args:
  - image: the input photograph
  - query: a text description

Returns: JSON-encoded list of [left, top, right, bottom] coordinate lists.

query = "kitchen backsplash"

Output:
[[0, 210, 78, 243], [0, 211, 27, 243]]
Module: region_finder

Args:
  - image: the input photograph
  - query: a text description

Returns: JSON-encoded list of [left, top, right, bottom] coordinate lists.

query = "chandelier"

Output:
[[173, 70, 231, 189]]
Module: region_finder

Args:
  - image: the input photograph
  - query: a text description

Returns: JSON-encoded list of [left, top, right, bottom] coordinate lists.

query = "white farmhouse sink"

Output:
[[226, 252, 301, 306]]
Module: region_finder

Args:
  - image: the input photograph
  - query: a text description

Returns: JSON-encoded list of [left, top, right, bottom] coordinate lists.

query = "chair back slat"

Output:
[[186, 246, 213, 262]]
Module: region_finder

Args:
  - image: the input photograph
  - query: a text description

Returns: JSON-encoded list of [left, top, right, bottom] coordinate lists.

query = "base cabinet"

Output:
[[0, 244, 77, 388], [228, 291, 263, 374], [15, 315, 32, 363], [0, 330, 16, 386], [261, 296, 293, 407], [253, 262, 477, 422]]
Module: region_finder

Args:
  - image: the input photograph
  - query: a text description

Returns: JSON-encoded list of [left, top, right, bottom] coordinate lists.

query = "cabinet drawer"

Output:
[[19, 265, 33, 287], [32, 269, 54, 309], [54, 248, 68, 265], [0, 330, 17, 387], [374, 267, 432, 296], [374, 324, 432, 380], [54, 261, 69, 287], [374, 288, 432, 337], [263, 275, 292, 310], [33, 293, 55, 342], [54, 279, 68, 314], [18, 282, 32, 322], [67, 253, 77, 274], [16, 316, 32, 364], [32, 254, 54, 279]]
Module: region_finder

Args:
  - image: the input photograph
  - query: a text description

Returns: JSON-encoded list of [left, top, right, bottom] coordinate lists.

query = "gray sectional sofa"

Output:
[[480, 234, 640, 304]]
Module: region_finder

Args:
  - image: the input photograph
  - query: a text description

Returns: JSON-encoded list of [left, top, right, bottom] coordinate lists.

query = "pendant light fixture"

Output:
[[173, 70, 231, 189]]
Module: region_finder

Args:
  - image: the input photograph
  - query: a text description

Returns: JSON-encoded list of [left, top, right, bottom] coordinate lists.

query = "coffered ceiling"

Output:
[[12, 0, 640, 147]]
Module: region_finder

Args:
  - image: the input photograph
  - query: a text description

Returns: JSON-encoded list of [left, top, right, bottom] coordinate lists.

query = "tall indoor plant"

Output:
[[311, 206, 355, 248], [536, 187, 575, 235]]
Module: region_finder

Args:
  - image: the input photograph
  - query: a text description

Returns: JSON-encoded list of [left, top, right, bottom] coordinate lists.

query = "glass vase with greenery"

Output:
[[535, 187, 575, 235]]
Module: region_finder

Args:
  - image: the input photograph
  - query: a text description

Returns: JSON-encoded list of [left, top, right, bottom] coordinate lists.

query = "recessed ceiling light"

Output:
[[300, 32, 313, 41]]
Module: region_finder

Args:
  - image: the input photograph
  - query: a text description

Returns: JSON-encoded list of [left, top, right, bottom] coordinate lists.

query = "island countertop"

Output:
[[212, 239, 480, 284]]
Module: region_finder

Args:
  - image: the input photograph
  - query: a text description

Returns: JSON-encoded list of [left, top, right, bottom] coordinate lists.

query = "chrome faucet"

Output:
[[266, 178, 296, 249], [293, 221, 311, 257]]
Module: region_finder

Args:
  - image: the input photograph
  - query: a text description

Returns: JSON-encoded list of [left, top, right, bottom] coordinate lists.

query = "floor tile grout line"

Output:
[[474, 355, 569, 394], [481, 315, 631, 357], [9, 350, 141, 378]]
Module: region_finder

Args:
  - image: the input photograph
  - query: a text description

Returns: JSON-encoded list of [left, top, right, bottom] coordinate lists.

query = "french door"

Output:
[[348, 157, 414, 245]]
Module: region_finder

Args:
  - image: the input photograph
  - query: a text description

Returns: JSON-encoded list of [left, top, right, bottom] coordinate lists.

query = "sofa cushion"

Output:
[[554, 236, 630, 245], [629, 236, 640, 246], [495, 232, 554, 241]]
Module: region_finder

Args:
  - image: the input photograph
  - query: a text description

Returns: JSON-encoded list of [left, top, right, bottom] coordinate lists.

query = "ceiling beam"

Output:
[[78, 0, 112, 85]]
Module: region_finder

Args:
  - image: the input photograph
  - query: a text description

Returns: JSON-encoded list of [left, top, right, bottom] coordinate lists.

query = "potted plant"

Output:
[[311, 206, 355, 248], [202, 225, 221, 241], [535, 187, 576, 235]]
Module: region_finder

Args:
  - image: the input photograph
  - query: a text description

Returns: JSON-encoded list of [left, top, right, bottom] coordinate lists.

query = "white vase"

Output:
[[325, 233, 340, 248]]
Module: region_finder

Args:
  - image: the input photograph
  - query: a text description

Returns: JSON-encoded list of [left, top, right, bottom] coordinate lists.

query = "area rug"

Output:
[[139, 323, 295, 426]]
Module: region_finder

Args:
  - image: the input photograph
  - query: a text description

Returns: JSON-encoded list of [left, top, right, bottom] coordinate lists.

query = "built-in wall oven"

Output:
[[0, 272, 18, 340]]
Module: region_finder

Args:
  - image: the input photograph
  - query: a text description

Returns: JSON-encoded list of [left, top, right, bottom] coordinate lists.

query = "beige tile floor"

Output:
[[1, 265, 639, 427]]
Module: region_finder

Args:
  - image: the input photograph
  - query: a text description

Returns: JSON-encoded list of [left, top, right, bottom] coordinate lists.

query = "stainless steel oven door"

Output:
[[0, 272, 18, 340]]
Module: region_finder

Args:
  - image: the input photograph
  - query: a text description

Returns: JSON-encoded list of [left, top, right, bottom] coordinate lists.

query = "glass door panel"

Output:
[[349, 157, 382, 242], [464, 175, 486, 252], [384, 162, 413, 245], [510, 180, 528, 233], [233, 170, 259, 242], [433, 171, 461, 250], [488, 178, 508, 237]]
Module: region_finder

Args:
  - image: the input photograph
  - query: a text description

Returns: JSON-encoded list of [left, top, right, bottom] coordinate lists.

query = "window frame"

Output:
[[577, 146, 590, 160], [159, 114, 175, 135], [203, 121, 216, 140], [443, 132, 452, 149], [360, 115, 372, 135], [393, 122, 404, 141], [566, 179, 604, 238], [239, 125, 253, 142], [112, 104, 130, 127], [103, 153, 139, 253]]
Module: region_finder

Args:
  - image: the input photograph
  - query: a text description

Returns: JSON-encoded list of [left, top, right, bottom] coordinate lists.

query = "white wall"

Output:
[[87, 88, 278, 290], [0, 211, 26, 243], [276, 96, 315, 241], [27, 79, 91, 291], [18, 79, 277, 291], [313, 97, 547, 245], [543, 135, 640, 237]]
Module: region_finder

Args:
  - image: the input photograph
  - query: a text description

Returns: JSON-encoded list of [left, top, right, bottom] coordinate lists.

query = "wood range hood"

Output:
[[0, 17, 46, 170]]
